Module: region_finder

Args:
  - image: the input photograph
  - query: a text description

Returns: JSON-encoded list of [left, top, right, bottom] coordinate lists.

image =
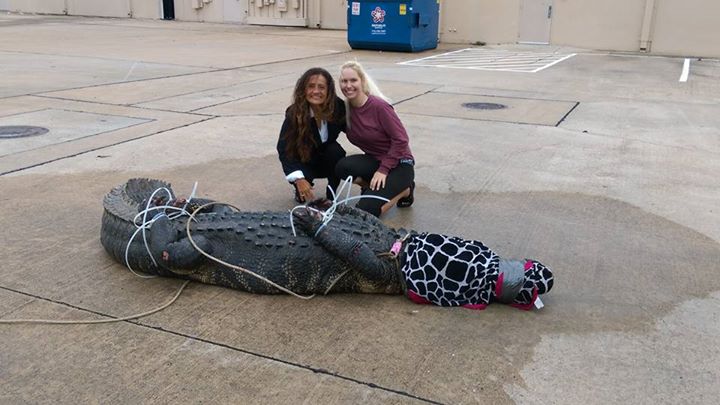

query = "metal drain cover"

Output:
[[0, 125, 49, 139], [462, 102, 507, 110]]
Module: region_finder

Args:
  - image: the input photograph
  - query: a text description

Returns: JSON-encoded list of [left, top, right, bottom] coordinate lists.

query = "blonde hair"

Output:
[[340, 61, 391, 129]]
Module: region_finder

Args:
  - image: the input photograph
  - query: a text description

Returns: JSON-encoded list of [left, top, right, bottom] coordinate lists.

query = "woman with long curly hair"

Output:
[[277, 67, 347, 203]]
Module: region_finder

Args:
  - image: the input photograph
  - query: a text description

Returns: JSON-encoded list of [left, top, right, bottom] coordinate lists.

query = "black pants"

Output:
[[335, 154, 414, 217], [298, 141, 346, 199]]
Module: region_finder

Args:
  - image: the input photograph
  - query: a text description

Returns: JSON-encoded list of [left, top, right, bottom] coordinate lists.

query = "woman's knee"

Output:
[[335, 157, 353, 178], [356, 198, 382, 217], [335, 155, 377, 180], [324, 142, 346, 162]]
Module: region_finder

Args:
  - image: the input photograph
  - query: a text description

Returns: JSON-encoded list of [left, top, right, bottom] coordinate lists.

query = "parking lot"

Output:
[[1, 13, 719, 404]]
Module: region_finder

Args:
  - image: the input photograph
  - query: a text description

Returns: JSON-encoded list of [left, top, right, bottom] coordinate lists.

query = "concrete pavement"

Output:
[[1, 13, 719, 404]]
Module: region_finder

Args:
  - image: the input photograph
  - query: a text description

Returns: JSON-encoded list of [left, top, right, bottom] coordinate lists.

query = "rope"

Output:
[[124, 182, 200, 278], [0, 280, 190, 325]]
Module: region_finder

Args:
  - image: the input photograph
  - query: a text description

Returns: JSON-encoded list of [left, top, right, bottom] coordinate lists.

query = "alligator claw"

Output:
[[167, 198, 187, 208], [292, 207, 323, 234], [307, 198, 333, 212]]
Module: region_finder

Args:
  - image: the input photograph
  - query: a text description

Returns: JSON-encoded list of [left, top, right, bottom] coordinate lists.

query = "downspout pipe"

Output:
[[639, 0, 657, 51]]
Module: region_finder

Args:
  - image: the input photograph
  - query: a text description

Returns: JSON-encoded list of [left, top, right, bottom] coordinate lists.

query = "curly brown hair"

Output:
[[283, 68, 338, 163]]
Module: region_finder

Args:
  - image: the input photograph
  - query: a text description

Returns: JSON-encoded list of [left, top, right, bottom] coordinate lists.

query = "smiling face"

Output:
[[340, 67, 364, 103], [305, 74, 328, 108]]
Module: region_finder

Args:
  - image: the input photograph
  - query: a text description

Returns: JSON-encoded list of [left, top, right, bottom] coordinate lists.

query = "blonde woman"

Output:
[[335, 61, 415, 217]]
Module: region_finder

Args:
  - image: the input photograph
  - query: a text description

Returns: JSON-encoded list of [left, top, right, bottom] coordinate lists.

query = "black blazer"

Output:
[[277, 97, 346, 177]]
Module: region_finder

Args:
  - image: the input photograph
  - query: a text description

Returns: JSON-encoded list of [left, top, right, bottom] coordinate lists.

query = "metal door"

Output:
[[318, 0, 348, 29], [223, 0, 247, 22], [162, 0, 174, 20], [518, 0, 553, 44]]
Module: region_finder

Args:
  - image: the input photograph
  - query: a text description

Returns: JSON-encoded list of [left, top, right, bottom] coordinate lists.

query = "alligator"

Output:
[[101, 179, 553, 308], [101, 178, 404, 295]]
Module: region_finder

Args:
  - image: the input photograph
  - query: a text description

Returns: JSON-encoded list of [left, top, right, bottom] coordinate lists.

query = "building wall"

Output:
[[0, 0, 246, 23], [247, 0, 306, 26], [245, 0, 345, 30], [317, 0, 347, 29], [651, 0, 720, 57], [131, 0, 162, 19], [551, 0, 646, 52], [164, 0, 247, 23], [2, 0, 719, 57], [173, 0, 224, 22], [439, 0, 520, 44], [437, 0, 719, 57], [0, 0, 66, 14], [223, 0, 247, 22], [67, 0, 130, 18]]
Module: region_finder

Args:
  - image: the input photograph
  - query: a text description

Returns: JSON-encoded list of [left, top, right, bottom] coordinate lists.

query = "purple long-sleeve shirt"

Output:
[[347, 95, 414, 174]]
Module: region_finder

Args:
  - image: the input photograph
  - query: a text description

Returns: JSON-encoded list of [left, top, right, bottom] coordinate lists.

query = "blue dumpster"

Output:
[[347, 0, 439, 52]]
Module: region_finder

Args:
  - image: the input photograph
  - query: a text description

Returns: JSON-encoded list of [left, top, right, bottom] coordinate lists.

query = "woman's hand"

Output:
[[370, 171, 387, 191], [295, 178, 315, 202]]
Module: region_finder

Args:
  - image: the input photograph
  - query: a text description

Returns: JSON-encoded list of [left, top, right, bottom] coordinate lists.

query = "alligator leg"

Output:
[[148, 216, 213, 270], [316, 226, 398, 283], [294, 209, 396, 282]]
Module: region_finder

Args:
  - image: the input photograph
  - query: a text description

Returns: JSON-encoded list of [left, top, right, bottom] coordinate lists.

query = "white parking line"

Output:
[[399, 48, 576, 73], [679, 58, 690, 82], [534, 53, 577, 72]]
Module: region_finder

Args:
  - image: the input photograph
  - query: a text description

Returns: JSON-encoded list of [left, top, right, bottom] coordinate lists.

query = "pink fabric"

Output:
[[461, 303, 488, 310], [524, 260, 533, 271], [347, 95, 414, 174], [495, 272, 504, 297], [407, 290, 432, 305]]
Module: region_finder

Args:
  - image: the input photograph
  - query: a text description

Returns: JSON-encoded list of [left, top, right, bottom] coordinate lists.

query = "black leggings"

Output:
[[300, 141, 346, 199], [335, 154, 414, 217]]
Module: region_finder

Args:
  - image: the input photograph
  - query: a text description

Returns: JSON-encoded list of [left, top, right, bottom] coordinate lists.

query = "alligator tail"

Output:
[[100, 178, 173, 274]]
